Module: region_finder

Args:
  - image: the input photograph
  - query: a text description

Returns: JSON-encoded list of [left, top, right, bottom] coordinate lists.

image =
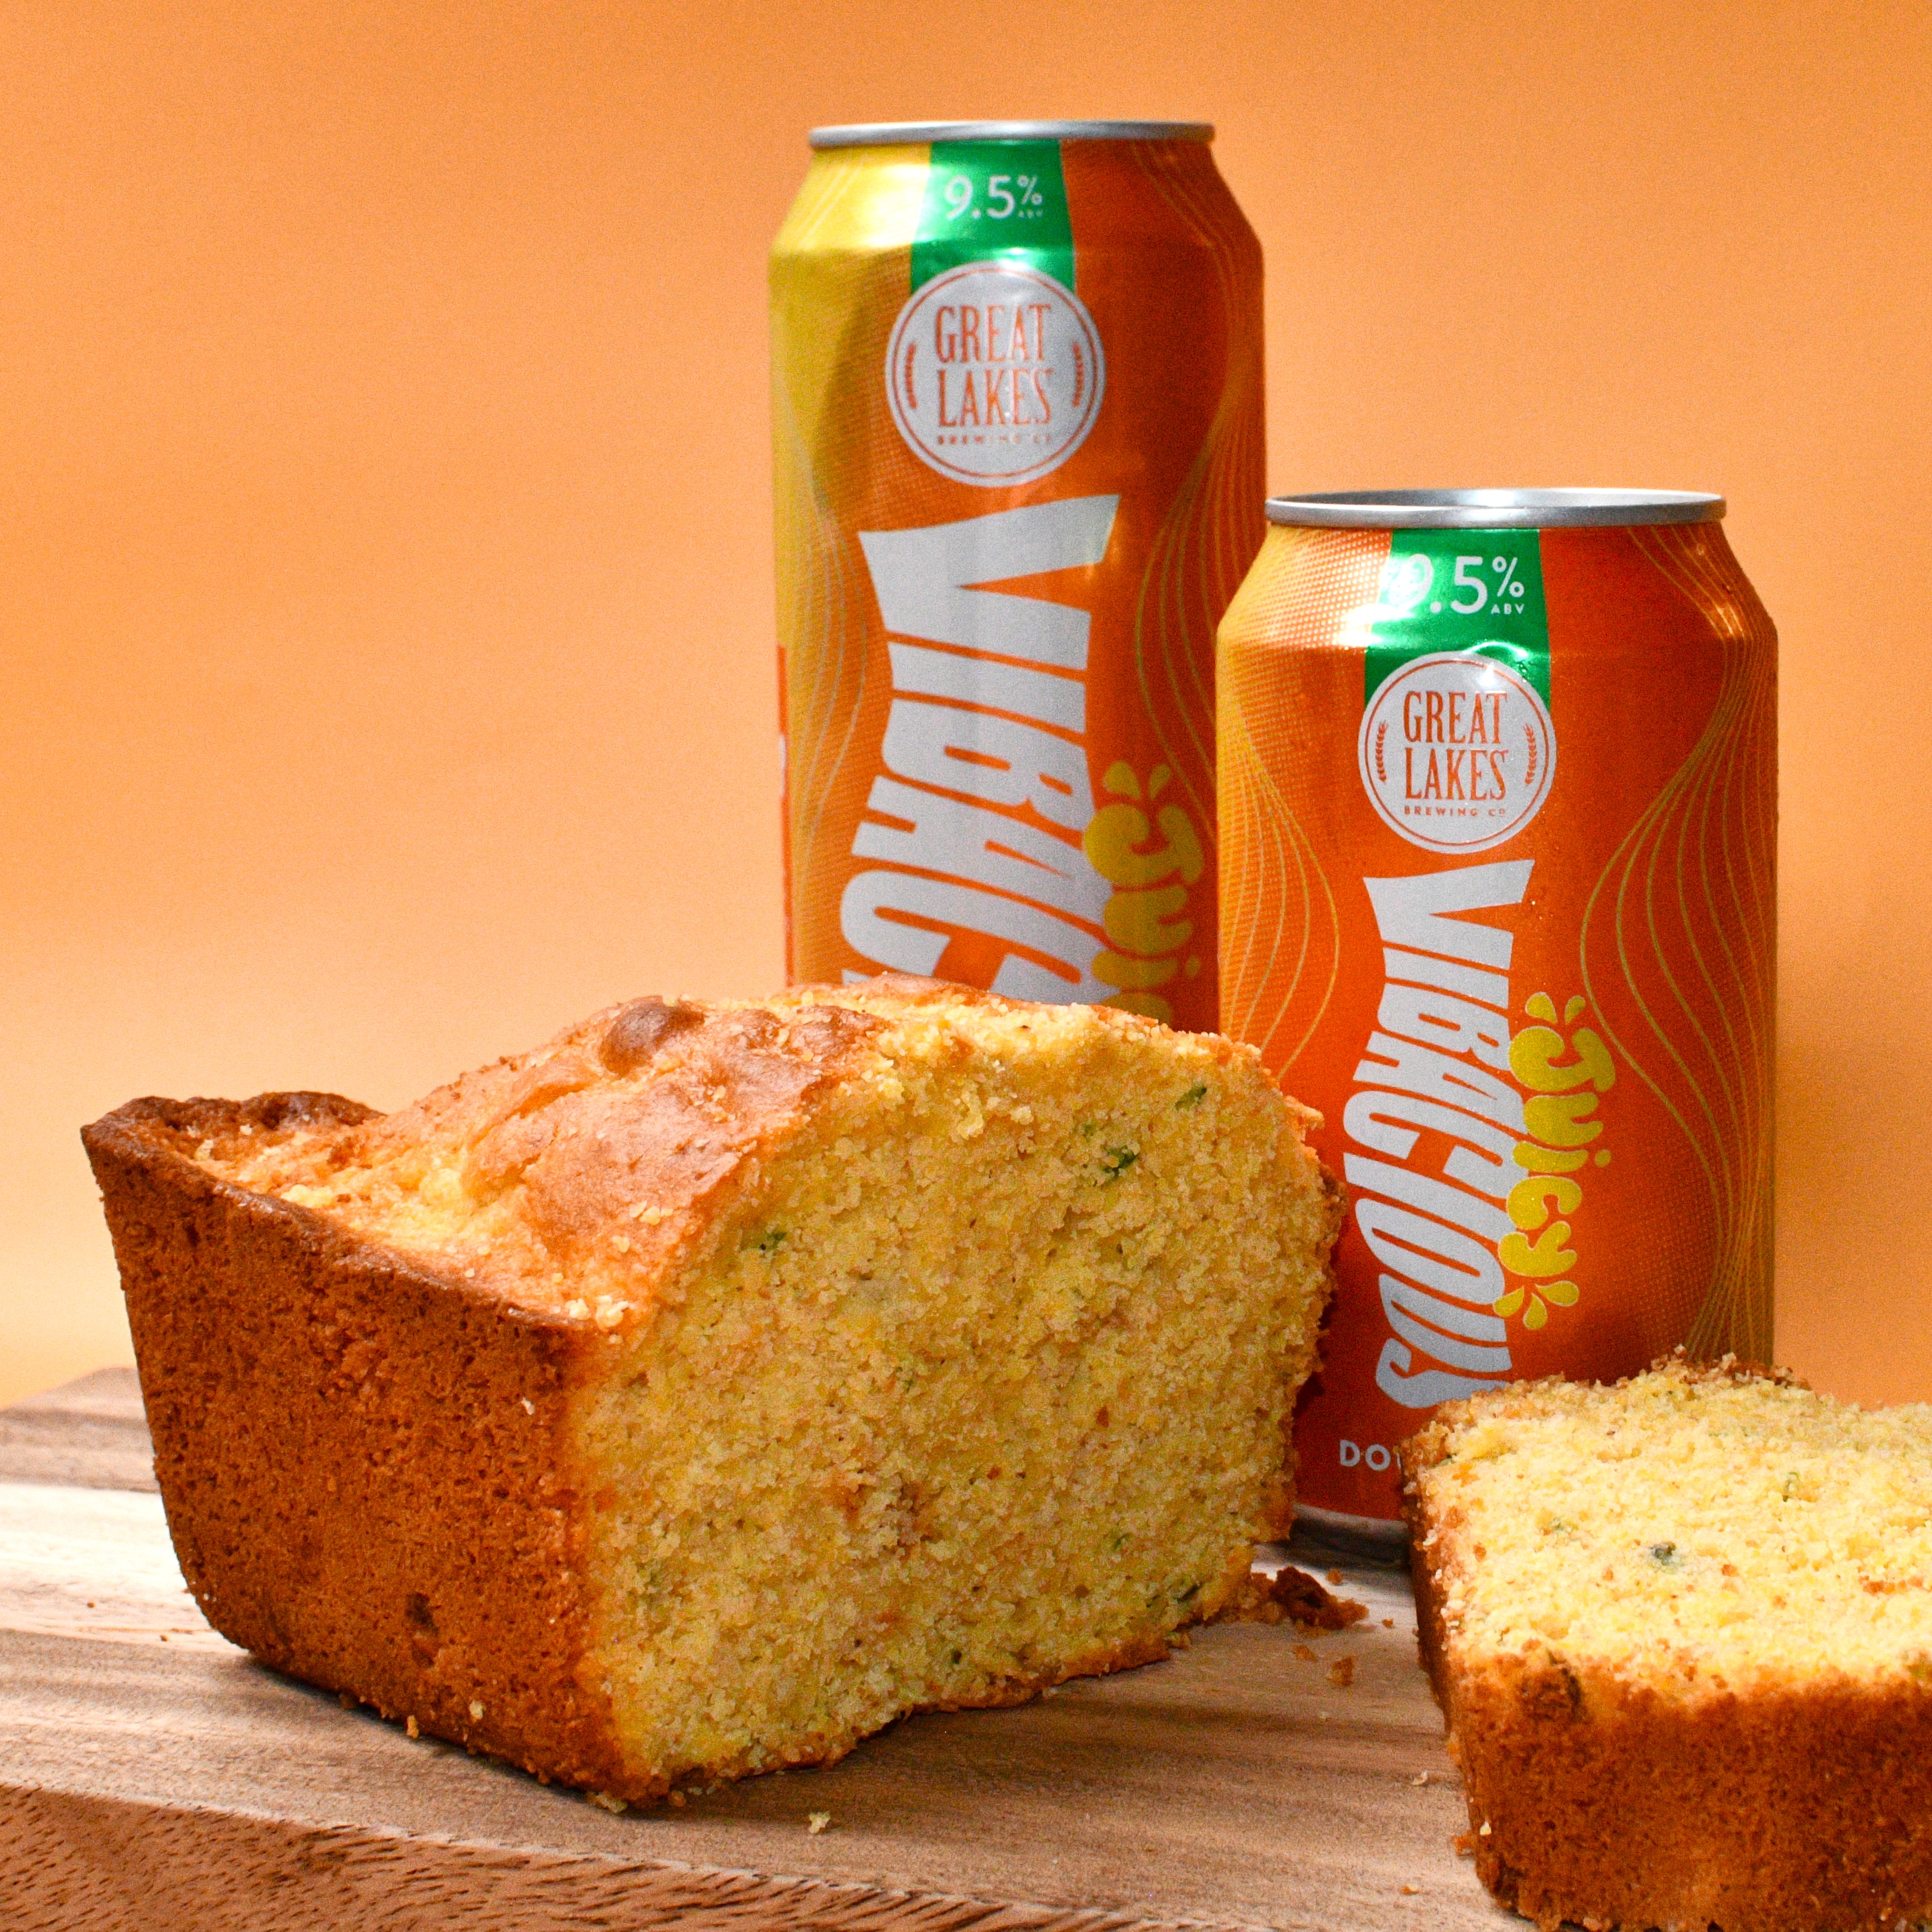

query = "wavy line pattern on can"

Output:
[[1580, 521, 1777, 1365]]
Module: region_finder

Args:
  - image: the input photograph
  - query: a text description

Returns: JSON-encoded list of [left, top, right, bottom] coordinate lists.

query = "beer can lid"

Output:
[[808, 121, 1213, 148], [1265, 489, 1726, 529]]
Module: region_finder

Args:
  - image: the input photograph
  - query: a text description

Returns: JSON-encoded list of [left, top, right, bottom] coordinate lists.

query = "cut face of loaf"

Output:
[[1403, 1356, 1932, 1932], [85, 977, 1341, 1800]]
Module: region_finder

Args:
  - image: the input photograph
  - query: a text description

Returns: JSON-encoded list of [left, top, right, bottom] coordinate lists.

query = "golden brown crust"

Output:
[[1400, 1358, 1932, 1932], [1443, 1648, 1932, 1931], [305, 993, 889, 1314], [82, 1095, 628, 1792]]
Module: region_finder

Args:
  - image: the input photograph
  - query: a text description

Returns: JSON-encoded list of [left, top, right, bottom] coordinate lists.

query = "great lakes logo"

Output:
[[886, 264, 1104, 488], [1357, 652, 1556, 854]]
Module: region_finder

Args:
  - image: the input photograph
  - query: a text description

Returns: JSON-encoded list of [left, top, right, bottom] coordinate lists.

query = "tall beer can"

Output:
[[1217, 490, 1777, 1540], [772, 121, 1264, 1027]]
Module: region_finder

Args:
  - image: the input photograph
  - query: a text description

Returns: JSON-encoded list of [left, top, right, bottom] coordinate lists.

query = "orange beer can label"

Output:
[[1217, 491, 1777, 1527], [771, 121, 1264, 1027]]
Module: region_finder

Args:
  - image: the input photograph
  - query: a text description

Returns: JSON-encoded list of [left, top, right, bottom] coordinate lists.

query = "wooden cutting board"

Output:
[[0, 1371, 1504, 1931]]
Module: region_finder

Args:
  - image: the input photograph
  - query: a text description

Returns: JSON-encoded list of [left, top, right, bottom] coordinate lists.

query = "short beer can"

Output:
[[772, 121, 1264, 1026], [1217, 489, 1777, 1538]]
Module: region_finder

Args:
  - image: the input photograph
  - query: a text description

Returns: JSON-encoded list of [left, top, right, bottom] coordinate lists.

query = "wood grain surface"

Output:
[[0, 1372, 1504, 1931], [0, 1370, 157, 1493]]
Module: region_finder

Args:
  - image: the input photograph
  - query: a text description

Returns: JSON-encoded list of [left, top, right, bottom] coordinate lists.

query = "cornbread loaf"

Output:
[[1403, 1356, 1932, 1932], [84, 976, 1341, 1803]]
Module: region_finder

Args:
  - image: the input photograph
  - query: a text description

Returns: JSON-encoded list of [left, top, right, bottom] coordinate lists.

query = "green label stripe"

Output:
[[911, 141, 1074, 293], [1364, 529, 1551, 706]]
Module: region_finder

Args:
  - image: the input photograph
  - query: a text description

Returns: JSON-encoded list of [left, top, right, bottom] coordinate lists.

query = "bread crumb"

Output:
[[406, 1715, 420, 1739], [521, 1397, 534, 1415], [807, 1811, 832, 1834], [1326, 1567, 1344, 1584], [668, 1790, 686, 1807], [563, 1298, 590, 1320], [1292, 1642, 1318, 1662], [588, 1790, 628, 1813], [1400, 1884, 1420, 1895], [1326, 1655, 1356, 1688], [469, 1700, 486, 1720], [1411, 1771, 1431, 1786], [1383, 1617, 1395, 1628], [1222, 1564, 1368, 1630], [1479, 1820, 1492, 1836]]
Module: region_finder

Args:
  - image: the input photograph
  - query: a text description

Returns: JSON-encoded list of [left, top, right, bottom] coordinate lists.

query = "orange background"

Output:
[[4, 1, 1928, 1409]]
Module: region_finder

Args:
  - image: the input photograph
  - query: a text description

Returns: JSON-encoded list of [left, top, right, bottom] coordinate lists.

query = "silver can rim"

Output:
[[1266, 488, 1726, 530], [809, 120, 1214, 149]]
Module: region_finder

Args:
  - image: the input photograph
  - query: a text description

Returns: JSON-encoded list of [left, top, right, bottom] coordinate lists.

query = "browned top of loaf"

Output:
[[97, 976, 1273, 1330]]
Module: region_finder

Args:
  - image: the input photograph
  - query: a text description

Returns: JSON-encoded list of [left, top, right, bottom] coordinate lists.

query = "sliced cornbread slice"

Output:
[[84, 976, 1340, 1802], [1403, 1356, 1932, 1932]]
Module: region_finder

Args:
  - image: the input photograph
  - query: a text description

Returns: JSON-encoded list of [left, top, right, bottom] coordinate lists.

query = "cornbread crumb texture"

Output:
[[1410, 1355, 1932, 1696], [98, 977, 1340, 1802], [565, 984, 1334, 1789]]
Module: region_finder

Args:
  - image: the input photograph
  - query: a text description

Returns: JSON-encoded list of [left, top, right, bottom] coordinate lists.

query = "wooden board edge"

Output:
[[0, 1365, 157, 1494], [1, 1782, 1275, 1932]]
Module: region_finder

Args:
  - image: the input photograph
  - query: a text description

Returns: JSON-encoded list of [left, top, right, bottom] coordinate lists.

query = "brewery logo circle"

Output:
[[1358, 652, 1556, 853], [884, 263, 1104, 487]]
